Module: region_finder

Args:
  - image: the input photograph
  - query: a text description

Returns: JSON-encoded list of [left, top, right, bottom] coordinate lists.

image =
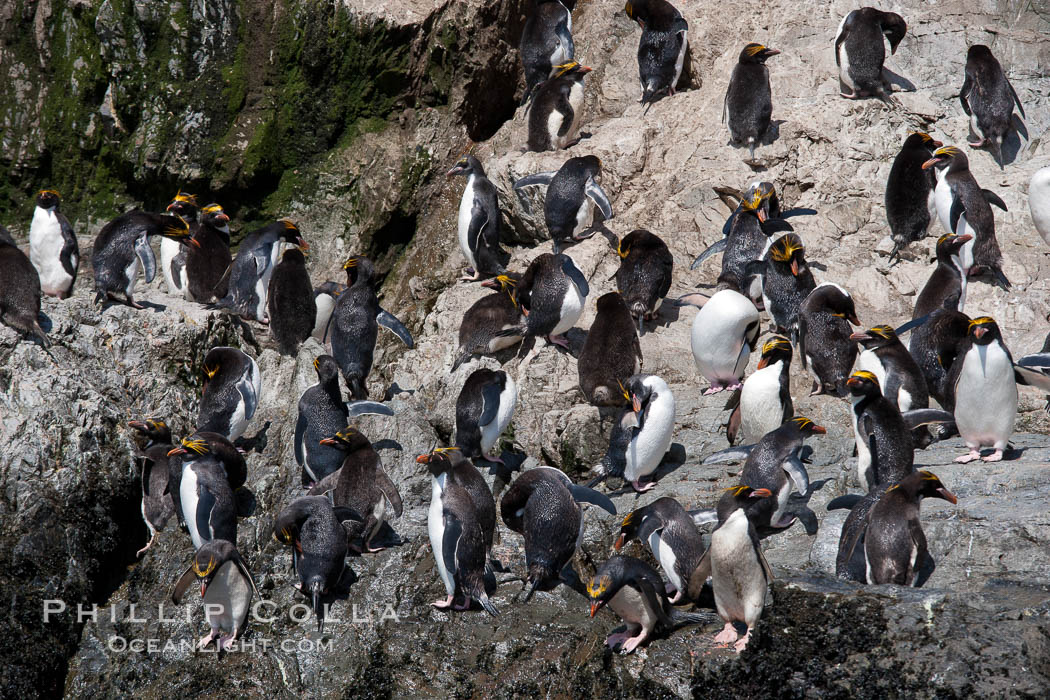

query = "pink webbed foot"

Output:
[[136, 533, 157, 558], [954, 450, 982, 464], [452, 597, 472, 611], [713, 622, 738, 645], [605, 631, 631, 649], [724, 382, 743, 392], [482, 452, 506, 465], [968, 139, 987, 147], [620, 629, 650, 653], [547, 334, 571, 349], [668, 588, 684, 604], [459, 268, 480, 282], [432, 595, 454, 610], [197, 629, 218, 650], [632, 479, 656, 493], [982, 449, 1003, 462], [219, 634, 237, 651], [703, 385, 725, 396], [733, 629, 752, 653]]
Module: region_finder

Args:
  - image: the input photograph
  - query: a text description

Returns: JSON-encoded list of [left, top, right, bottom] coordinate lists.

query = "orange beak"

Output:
[[974, 326, 987, 340], [613, 534, 626, 552], [921, 157, 940, 170], [589, 601, 601, 617], [938, 488, 958, 504], [751, 488, 773, 498], [757, 209, 767, 223], [846, 377, 862, 389], [319, 438, 338, 446], [810, 425, 827, 435], [631, 395, 642, 414], [416, 454, 430, 464], [790, 259, 799, 276], [756, 356, 770, 369]]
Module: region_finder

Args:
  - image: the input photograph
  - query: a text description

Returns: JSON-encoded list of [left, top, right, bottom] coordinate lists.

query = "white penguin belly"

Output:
[[850, 397, 871, 487], [649, 531, 682, 593], [555, 81, 585, 149], [30, 210, 73, 296], [739, 362, 784, 443], [608, 587, 658, 633], [1029, 168, 1050, 246], [181, 466, 204, 550], [954, 344, 1017, 449], [626, 389, 675, 481], [312, 294, 336, 340], [457, 175, 479, 270], [551, 282, 584, 336], [204, 562, 251, 635], [546, 110, 565, 147], [835, 17, 855, 90], [857, 351, 887, 395], [573, 197, 594, 238], [480, 376, 517, 456], [710, 511, 766, 627], [691, 290, 758, 386], [933, 175, 954, 235], [428, 475, 455, 596], [160, 237, 181, 294]]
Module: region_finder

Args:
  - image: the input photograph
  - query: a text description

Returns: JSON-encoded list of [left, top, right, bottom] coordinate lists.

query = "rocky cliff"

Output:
[[2, 0, 1050, 697]]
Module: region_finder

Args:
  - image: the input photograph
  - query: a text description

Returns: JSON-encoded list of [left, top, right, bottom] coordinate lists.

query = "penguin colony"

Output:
[[3, 2, 1050, 662]]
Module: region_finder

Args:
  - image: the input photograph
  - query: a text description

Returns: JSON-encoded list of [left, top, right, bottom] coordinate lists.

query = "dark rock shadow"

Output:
[[882, 68, 916, 92], [347, 522, 402, 556], [999, 126, 1026, 167], [383, 382, 415, 400], [913, 551, 936, 588], [234, 487, 257, 518], [761, 119, 786, 147], [371, 438, 403, 452], [235, 421, 271, 454], [38, 313, 53, 333]]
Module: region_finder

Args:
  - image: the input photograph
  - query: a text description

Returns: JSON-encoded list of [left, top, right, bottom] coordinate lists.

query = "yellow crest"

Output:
[[620, 511, 637, 528], [193, 556, 217, 577], [933, 146, 961, 158], [181, 437, 209, 455], [850, 370, 879, 386], [618, 379, 631, 404], [38, 189, 61, 198], [204, 364, 219, 379], [790, 416, 814, 430], [586, 575, 611, 599], [770, 235, 803, 262], [553, 61, 579, 78], [868, 325, 894, 339], [280, 218, 299, 231], [745, 44, 766, 57], [762, 336, 790, 354], [163, 215, 190, 237], [968, 316, 995, 327], [343, 256, 359, 270], [723, 485, 750, 497], [172, 191, 197, 205], [435, 446, 460, 454], [617, 238, 630, 259], [313, 357, 321, 371], [201, 204, 224, 215], [936, 233, 959, 247]]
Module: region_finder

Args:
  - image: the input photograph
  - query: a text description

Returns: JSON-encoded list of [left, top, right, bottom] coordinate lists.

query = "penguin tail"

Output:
[[347, 376, 368, 401], [669, 609, 719, 628], [748, 139, 756, 161], [477, 590, 500, 618], [994, 137, 1004, 171], [311, 582, 325, 633]]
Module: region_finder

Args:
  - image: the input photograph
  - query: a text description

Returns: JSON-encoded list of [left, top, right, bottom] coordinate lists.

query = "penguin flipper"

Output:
[[1006, 78, 1026, 119], [567, 484, 617, 515], [688, 508, 718, 526], [441, 510, 464, 590], [703, 444, 754, 464], [797, 315, 809, 371], [726, 401, 741, 446], [237, 374, 259, 428], [560, 255, 590, 298], [827, 494, 863, 511], [171, 565, 197, 604], [959, 73, 973, 115], [685, 550, 711, 601], [948, 195, 965, 235], [584, 177, 614, 220], [345, 400, 395, 417], [894, 313, 930, 336], [901, 409, 954, 430], [756, 539, 775, 584], [375, 467, 404, 517], [134, 234, 157, 283], [479, 382, 502, 428], [781, 455, 810, 496], [376, 309, 414, 348], [981, 189, 1008, 212], [636, 517, 663, 545], [909, 519, 931, 587], [232, 552, 262, 599], [690, 238, 727, 270], [293, 412, 307, 467], [512, 172, 557, 190], [251, 248, 270, 277]]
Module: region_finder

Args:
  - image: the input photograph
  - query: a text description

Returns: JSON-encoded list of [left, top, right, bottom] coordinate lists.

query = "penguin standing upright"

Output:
[[128, 419, 176, 556], [761, 233, 816, 337], [677, 288, 759, 394], [317, 426, 403, 552], [29, 189, 78, 299], [295, 354, 393, 487], [853, 325, 929, 413], [589, 373, 676, 493], [0, 227, 48, 345], [728, 335, 792, 445], [162, 191, 199, 296], [613, 497, 706, 603], [687, 485, 774, 652], [624, 0, 688, 104], [702, 183, 786, 299], [527, 61, 592, 152], [311, 281, 347, 341], [500, 466, 616, 599], [455, 369, 517, 463], [834, 8, 906, 102], [923, 146, 1009, 288], [176, 455, 238, 550], [417, 446, 497, 566], [185, 204, 232, 303], [864, 471, 957, 586], [273, 496, 353, 631], [961, 45, 1026, 169], [735, 417, 822, 530], [213, 219, 309, 322], [577, 292, 642, 406], [614, 230, 673, 330], [171, 539, 260, 650], [447, 155, 506, 280], [196, 347, 261, 441], [499, 253, 589, 349], [724, 43, 779, 160], [846, 370, 913, 490], [453, 274, 525, 369], [425, 479, 499, 616], [908, 304, 971, 413], [329, 255, 413, 399], [1030, 166, 1050, 247], [519, 0, 575, 104], [514, 155, 613, 253], [949, 317, 1017, 463], [913, 233, 972, 318], [885, 132, 942, 261], [267, 248, 315, 356], [92, 209, 200, 308], [797, 283, 860, 396], [165, 431, 247, 533]]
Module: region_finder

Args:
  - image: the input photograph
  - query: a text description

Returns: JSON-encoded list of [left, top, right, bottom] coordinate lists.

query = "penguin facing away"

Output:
[[834, 8, 906, 103], [624, 0, 689, 105], [0, 227, 48, 345], [196, 346, 261, 441], [519, 0, 576, 105], [885, 132, 942, 262], [267, 247, 316, 356], [447, 154, 506, 280], [797, 282, 860, 397], [29, 189, 79, 299], [127, 418, 176, 557], [961, 44, 1026, 170], [577, 291, 642, 406], [676, 288, 760, 394], [185, 203, 233, 303], [724, 43, 780, 160], [527, 61, 592, 152], [513, 155, 613, 253], [454, 368, 517, 463], [614, 229, 673, 330], [171, 539, 260, 650], [913, 233, 972, 319], [613, 497, 706, 604]]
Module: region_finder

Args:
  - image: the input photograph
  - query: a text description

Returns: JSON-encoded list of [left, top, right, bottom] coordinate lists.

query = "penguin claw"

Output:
[[703, 386, 725, 396], [431, 595, 454, 610], [713, 623, 738, 645], [981, 450, 1004, 462], [733, 630, 752, 653], [620, 631, 649, 653], [631, 479, 656, 493], [197, 631, 217, 650], [954, 450, 982, 464]]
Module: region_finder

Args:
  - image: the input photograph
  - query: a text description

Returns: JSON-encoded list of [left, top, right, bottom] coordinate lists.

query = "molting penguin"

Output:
[[273, 496, 354, 632], [613, 497, 706, 604], [853, 324, 929, 414], [587, 556, 712, 653], [949, 317, 1017, 463], [267, 248, 315, 356], [184, 203, 232, 303], [728, 335, 792, 446], [736, 417, 822, 531], [316, 426, 403, 552], [513, 155, 613, 253], [128, 419, 176, 556], [0, 227, 48, 345], [614, 229, 673, 330], [455, 368, 517, 463], [500, 466, 616, 599], [864, 471, 957, 586], [923, 146, 1009, 288], [498, 253, 589, 350], [834, 8, 906, 103], [724, 43, 779, 160], [447, 155, 506, 280], [417, 446, 497, 568], [677, 288, 759, 394], [329, 255, 413, 399], [311, 281, 347, 341], [761, 233, 815, 337], [295, 354, 393, 487], [197, 346, 261, 441], [92, 209, 199, 308], [797, 283, 860, 396], [519, 0, 575, 105], [624, 0, 688, 105], [213, 219, 309, 322], [577, 291, 642, 406], [527, 61, 592, 152], [961, 45, 1025, 170], [161, 191, 199, 296], [908, 302, 970, 414], [1030, 166, 1050, 247], [171, 539, 260, 650], [29, 189, 78, 299], [687, 485, 774, 652], [453, 273, 525, 369], [589, 373, 676, 493], [885, 132, 942, 261]]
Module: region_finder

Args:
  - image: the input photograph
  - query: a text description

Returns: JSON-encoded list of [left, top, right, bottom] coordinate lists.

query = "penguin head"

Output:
[[850, 324, 897, 349], [739, 43, 780, 64], [966, 44, 994, 62], [812, 284, 860, 325], [282, 247, 308, 265], [935, 233, 973, 263], [415, 446, 465, 476], [768, 234, 806, 276], [723, 485, 773, 510], [613, 510, 644, 551], [166, 191, 198, 219], [552, 61, 592, 79], [785, 416, 826, 438], [200, 203, 230, 228], [481, 273, 521, 307], [190, 540, 238, 597], [967, 316, 1002, 345], [903, 131, 942, 151], [319, 426, 371, 452], [845, 370, 880, 397], [160, 214, 201, 249], [757, 336, 792, 368], [342, 255, 376, 286], [446, 154, 482, 178], [880, 12, 907, 53], [741, 184, 777, 223], [272, 516, 302, 552], [36, 189, 61, 209], [625, 374, 657, 414], [128, 418, 171, 444], [166, 435, 211, 458], [278, 218, 309, 250], [922, 146, 966, 172], [201, 347, 234, 384], [312, 355, 341, 384], [891, 471, 958, 504]]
